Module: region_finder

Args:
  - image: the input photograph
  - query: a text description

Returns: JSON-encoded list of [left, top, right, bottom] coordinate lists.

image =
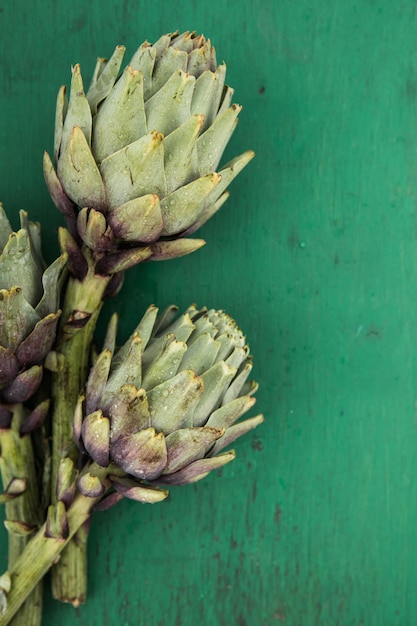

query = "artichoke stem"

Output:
[[51, 254, 111, 604], [0, 405, 43, 626], [0, 469, 109, 626]]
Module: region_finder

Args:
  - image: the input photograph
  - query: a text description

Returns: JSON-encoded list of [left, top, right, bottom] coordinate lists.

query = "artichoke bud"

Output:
[[45, 31, 254, 268], [76, 304, 263, 501], [0, 205, 66, 405]]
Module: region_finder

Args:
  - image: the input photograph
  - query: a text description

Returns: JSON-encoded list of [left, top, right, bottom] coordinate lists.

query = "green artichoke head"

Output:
[[75, 304, 263, 503], [0, 205, 66, 407], [44, 31, 254, 275]]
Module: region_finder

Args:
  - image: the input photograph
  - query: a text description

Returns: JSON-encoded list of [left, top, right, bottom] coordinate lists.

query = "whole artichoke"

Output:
[[44, 31, 254, 273], [0, 205, 65, 414], [75, 304, 263, 502]]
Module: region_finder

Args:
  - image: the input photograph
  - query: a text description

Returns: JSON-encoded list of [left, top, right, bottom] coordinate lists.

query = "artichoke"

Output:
[[0, 205, 65, 417], [43, 31, 254, 274], [75, 304, 263, 502]]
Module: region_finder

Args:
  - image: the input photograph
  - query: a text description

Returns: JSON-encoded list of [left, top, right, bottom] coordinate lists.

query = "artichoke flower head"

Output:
[[0, 205, 66, 414], [44, 31, 254, 277], [75, 304, 263, 504]]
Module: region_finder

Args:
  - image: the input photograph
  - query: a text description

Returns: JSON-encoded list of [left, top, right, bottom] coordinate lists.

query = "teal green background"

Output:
[[1, 1, 417, 624]]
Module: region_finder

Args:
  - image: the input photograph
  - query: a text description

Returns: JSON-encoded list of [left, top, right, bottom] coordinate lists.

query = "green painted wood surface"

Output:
[[1, 2, 417, 624]]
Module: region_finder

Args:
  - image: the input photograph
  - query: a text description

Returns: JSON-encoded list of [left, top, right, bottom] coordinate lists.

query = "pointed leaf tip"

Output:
[[150, 238, 205, 261]]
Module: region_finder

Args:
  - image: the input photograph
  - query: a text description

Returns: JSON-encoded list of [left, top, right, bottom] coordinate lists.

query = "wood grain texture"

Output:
[[1, 1, 417, 624]]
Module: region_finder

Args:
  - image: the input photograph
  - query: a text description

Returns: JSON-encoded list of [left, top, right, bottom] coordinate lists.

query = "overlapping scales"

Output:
[[75, 304, 263, 503], [0, 205, 66, 420], [44, 32, 254, 271]]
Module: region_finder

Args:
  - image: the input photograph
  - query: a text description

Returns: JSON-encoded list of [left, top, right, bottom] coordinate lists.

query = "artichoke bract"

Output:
[[0, 205, 65, 417], [75, 305, 263, 503], [44, 31, 254, 273]]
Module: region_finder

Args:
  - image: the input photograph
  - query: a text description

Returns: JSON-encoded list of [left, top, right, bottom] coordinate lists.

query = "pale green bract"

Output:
[[43, 31, 254, 267]]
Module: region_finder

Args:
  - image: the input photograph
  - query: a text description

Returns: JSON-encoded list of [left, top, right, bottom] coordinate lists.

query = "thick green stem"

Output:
[[0, 471, 109, 626], [0, 406, 43, 626], [50, 259, 111, 604]]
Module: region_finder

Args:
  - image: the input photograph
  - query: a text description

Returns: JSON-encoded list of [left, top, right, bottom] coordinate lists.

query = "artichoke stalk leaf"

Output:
[[55, 457, 79, 508]]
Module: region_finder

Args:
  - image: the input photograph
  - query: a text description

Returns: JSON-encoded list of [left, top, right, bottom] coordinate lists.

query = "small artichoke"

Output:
[[75, 304, 263, 503], [0, 205, 65, 415], [44, 31, 254, 275]]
